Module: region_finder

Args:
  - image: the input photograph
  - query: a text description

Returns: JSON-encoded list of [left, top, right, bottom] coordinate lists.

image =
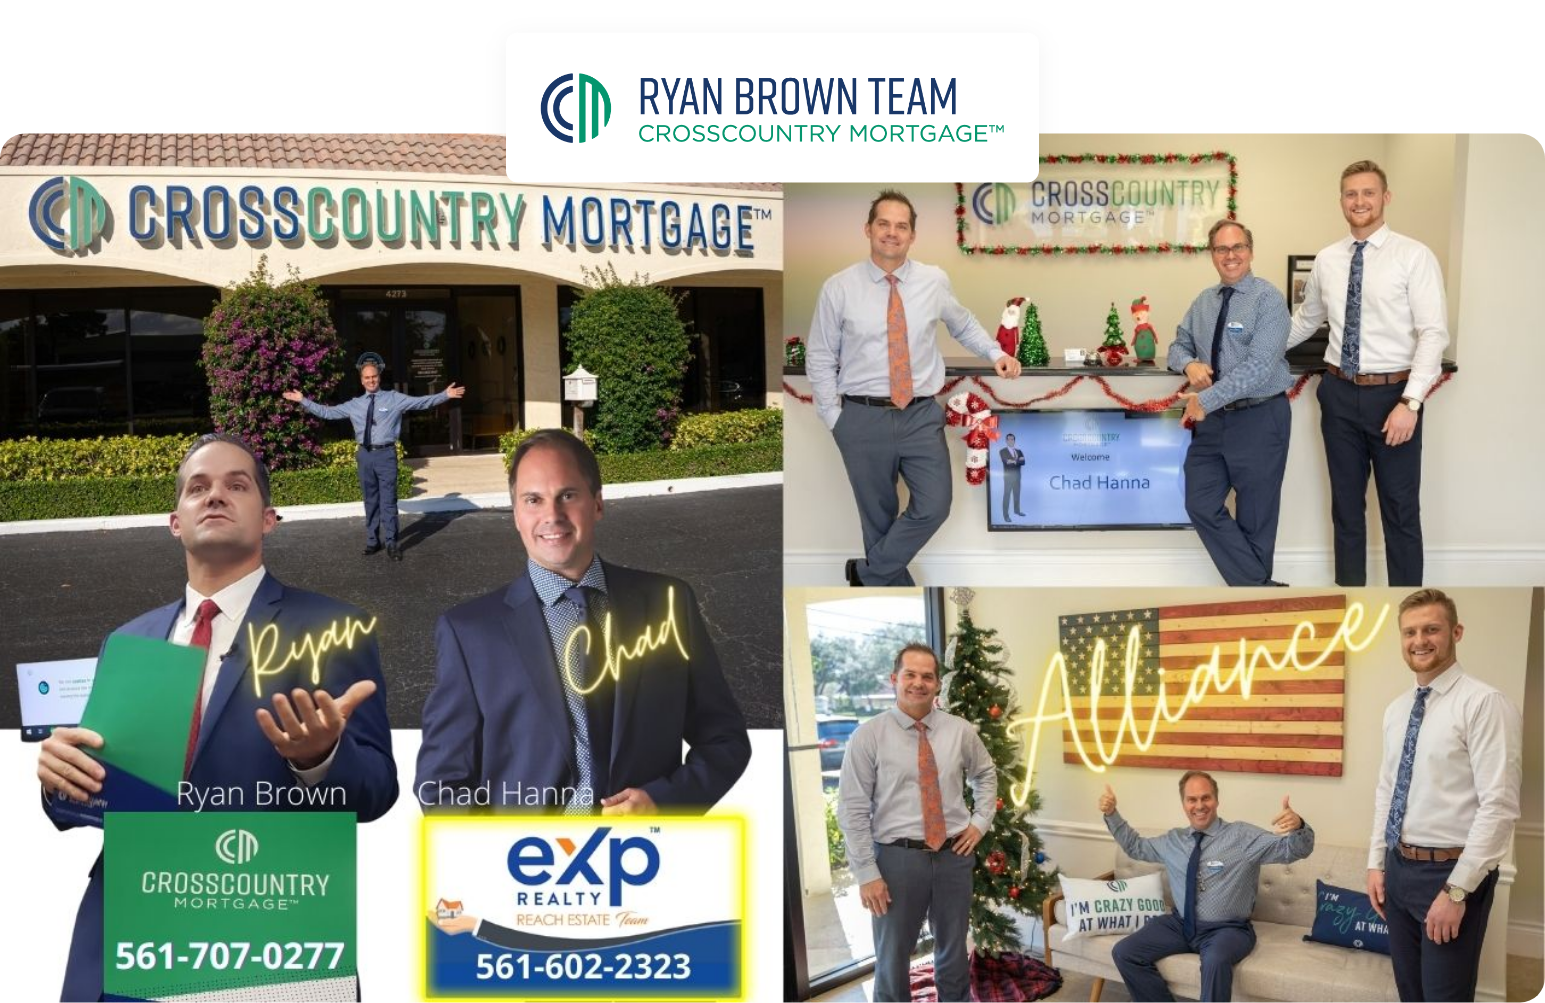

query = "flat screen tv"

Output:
[[987, 409, 1192, 531]]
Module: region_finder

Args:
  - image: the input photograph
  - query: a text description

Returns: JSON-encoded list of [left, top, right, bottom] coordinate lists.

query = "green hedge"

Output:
[[0, 453, 410, 522], [497, 409, 781, 456], [0, 434, 391, 481], [670, 409, 782, 450], [499, 429, 780, 485]]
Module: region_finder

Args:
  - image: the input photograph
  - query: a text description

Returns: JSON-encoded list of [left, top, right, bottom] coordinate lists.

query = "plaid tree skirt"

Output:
[[907, 950, 1063, 1002]]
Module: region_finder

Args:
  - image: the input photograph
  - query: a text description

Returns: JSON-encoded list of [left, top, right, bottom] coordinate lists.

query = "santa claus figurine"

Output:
[[996, 296, 1026, 357]]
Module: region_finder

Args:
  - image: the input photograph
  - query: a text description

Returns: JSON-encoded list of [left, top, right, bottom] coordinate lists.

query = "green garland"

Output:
[[955, 151, 1239, 257]]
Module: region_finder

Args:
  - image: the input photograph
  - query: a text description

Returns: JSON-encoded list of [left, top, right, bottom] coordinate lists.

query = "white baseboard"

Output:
[[1509, 921, 1545, 959], [784, 546, 1545, 587]]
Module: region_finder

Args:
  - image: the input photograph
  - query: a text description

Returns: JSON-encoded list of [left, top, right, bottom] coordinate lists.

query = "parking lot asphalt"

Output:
[[0, 485, 781, 730]]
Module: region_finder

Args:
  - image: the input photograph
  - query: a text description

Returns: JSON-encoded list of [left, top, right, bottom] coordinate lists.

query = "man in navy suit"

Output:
[[415, 430, 751, 815], [35, 433, 397, 1001]]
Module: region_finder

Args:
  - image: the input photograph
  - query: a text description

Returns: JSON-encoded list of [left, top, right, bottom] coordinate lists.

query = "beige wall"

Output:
[[783, 134, 1545, 585]]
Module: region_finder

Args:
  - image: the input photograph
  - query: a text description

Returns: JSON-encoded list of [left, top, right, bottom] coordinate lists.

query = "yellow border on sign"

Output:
[[418, 814, 749, 1002]]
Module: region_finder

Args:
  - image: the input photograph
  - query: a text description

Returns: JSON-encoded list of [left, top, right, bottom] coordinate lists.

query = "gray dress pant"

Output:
[[831, 398, 952, 586], [872, 841, 974, 1002]]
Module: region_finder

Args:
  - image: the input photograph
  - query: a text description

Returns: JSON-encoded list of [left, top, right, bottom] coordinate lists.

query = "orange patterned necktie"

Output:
[[886, 274, 913, 410], [915, 720, 946, 850]]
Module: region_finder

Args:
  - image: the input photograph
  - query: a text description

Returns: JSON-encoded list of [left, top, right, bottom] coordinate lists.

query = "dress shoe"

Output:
[[362, 544, 382, 556], [844, 558, 863, 587], [387, 544, 403, 562], [1265, 580, 1289, 586]]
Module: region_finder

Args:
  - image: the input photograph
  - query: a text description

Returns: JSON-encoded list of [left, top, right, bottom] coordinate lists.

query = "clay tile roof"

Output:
[[0, 134, 780, 191]]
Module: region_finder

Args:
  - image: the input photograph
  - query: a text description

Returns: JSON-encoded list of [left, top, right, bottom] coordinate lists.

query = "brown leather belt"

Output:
[[1326, 365, 1411, 386], [843, 394, 932, 409], [1398, 842, 1464, 862]]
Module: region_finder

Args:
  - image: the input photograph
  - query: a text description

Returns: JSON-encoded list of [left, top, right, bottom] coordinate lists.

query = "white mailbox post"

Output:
[[562, 366, 598, 437]]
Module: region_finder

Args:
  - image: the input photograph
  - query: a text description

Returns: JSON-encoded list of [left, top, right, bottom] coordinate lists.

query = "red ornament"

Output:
[[996, 797, 1004, 810], [1009, 886, 1022, 899], [989, 704, 1002, 719], [987, 850, 1008, 875]]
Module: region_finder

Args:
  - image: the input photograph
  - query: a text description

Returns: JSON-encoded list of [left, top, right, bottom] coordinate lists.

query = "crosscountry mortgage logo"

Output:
[[540, 73, 611, 144], [215, 828, 260, 865], [29, 175, 108, 251], [971, 182, 1017, 225]]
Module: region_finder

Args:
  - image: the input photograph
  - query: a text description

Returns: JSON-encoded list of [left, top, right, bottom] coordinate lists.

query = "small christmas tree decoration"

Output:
[[1016, 302, 1049, 367], [1098, 302, 1130, 367], [784, 336, 806, 367]]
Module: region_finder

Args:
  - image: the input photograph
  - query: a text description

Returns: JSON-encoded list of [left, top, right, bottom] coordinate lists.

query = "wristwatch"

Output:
[[1401, 396, 1422, 413], [1443, 883, 1467, 903]]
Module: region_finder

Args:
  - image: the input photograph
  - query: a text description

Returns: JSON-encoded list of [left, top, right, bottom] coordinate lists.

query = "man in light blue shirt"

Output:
[[283, 352, 463, 561], [1100, 772, 1313, 1001], [1169, 220, 1294, 586], [806, 189, 1021, 587]]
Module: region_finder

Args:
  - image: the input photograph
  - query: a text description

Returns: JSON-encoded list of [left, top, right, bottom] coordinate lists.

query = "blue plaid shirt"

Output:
[[1167, 273, 1293, 413]]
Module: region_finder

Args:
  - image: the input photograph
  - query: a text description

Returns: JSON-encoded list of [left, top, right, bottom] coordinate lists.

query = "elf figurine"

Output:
[[1130, 296, 1157, 365]]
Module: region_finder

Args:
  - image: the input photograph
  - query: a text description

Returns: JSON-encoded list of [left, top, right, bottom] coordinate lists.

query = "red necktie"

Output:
[[886, 274, 914, 410], [184, 599, 220, 777], [916, 721, 946, 851]]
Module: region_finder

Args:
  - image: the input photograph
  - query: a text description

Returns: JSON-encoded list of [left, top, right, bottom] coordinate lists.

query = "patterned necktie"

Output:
[[1342, 241, 1368, 376], [184, 599, 220, 777], [362, 393, 376, 448], [559, 586, 598, 815], [1183, 829, 1206, 940], [1385, 685, 1432, 849], [914, 720, 946, 851], [885, 274, 913, 410], [1209, 285, 1235, 382]]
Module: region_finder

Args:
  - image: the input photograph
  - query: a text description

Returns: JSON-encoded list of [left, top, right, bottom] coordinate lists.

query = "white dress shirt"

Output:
[[836, 705, 997, 885], [806, 258, 1004, 430], [1368, 662, 1522, 891], [170, 566, 333, 783], [1287, 225, 1450, 400]]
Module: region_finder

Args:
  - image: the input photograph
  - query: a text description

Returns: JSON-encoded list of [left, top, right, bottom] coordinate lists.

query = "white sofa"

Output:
[[1041, 836, 1399, 1002]]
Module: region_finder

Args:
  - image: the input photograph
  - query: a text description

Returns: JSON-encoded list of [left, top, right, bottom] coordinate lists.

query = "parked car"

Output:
[[816, 715, 861, 772]]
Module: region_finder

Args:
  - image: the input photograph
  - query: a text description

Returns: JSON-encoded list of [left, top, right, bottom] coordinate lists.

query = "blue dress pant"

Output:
[[1111, 912, 1256, 1002], [871, 841, 974, 1002], [1384, 849, 1499, 1002], [1316, 375, 1424, 585], [357, 445, 399, 547], [1183, 395, 1290, 586], [831, 399, 952, 586]]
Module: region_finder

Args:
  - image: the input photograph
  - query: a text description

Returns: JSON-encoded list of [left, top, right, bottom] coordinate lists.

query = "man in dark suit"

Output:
[[999, 432, 1026, 521], [35, 434, 397, 1002], [415, 430, 751, 815]]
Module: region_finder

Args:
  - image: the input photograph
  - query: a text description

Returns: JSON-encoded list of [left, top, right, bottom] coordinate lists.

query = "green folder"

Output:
[[78, 633, 206, 796]]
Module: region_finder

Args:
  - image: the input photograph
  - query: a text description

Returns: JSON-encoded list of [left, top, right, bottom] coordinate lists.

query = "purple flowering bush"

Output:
[[201, 257, 343, 471]]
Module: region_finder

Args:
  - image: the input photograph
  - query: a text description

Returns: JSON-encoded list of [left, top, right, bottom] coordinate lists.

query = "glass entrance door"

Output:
[[337, 290, 455, 452]]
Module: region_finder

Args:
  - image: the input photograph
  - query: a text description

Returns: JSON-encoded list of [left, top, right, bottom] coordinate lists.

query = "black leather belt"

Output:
[[359, 443, 396, 451], [1221, 392, 1285, 411], [843, 394, 931, 409], [886, 834, 964, 851]]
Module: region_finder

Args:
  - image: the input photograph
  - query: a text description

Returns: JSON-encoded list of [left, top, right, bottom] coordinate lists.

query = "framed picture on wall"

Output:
[[1287, 255, 1317, 307]]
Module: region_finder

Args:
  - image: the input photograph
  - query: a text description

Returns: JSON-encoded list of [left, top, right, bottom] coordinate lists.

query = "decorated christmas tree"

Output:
[[1100, 302, 1126, 350], [942, 588, 1057, 957], [1016, 302, 1049, 367]]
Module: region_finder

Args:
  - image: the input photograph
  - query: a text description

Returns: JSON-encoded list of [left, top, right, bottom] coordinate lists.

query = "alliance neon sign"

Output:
[[1004, 601, 1389, 806]]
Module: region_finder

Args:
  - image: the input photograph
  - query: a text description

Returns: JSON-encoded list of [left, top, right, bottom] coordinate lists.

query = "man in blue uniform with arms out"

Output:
[[283, 351, 464, 561]]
